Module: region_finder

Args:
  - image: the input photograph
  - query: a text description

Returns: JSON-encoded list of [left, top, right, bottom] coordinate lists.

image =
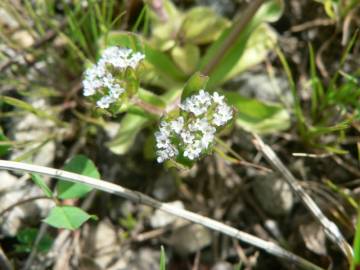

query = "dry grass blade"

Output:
[[0, 245, 12, 270], [252, 133, 353, 260], [0, 159, 323, 270]]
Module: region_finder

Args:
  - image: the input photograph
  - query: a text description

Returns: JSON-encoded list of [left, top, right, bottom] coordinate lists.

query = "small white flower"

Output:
[[170, 117, 184, 134], [102, 73, 114, 88], [183, 140, 202, 160], [198, 90, 212, 106], [96, 96, 113, 109], [212, 92, 224, 104], [83, 82, 96, 96], [109, 85, 125, 100], [101, 47, 144, 70], [212, 103, 233, 126], [180, 90, 213, 116], [82, 46, 145, 108], [201, 132, 214, 149], [155, 131, 170, 149], [181, 131, 194, 144], [83, 64, 106, 96]]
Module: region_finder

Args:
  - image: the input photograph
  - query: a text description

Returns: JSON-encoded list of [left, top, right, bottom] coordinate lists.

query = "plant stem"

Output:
[[0, 159, 323, 270], [202, 0, 266, 75], [215, 137, 272, 173], [252, 133, 354, 261], [131, 96, 164, 117], [0, 196, 54, 217]]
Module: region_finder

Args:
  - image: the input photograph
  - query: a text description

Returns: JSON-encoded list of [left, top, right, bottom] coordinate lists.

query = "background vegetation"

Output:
[[0, 0, 359, 269]]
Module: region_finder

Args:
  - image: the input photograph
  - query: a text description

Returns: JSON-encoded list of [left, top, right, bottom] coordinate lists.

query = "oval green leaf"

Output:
[[57, 155, 100, 200], [181, 72, 209, 101], [225, 92, 290, 134], [43, 206, 94, 230], [106, 113, 149, 155]]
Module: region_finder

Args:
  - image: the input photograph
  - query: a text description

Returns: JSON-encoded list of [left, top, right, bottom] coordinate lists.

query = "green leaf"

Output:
[[31, 173, 53, 198], [181, 72, 209, 101], [119, 213, 137, 231], [57, 155, 100, 200], [102, 31, 186, 82], [199, 0, 284, 88], [100, 31, 144, 52], [171, 44, 200, 75], [223, 24, 277, 82], [106, 113, 149, 155], [0, 128, 10, 157], [44, 206, 94, 230], [138, 88, 166, 109], [160, 246, 166, 270], [143, 133, 156, 160], [144, 43, 187, 82], [126, 88, 165, 119], [15, 228, 53, 253], [351, 208, 360, 270], [0, 96, 62, 125], [180, 6, 230, 44], [225, 92, 290, 134]]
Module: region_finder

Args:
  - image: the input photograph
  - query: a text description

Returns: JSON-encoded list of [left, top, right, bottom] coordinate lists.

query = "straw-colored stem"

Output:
[[252, 133, 353, 261], [0, 159, 323, 270]]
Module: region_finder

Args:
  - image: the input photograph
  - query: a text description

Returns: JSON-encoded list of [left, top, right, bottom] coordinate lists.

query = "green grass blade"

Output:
[[351, 209, 360, 270], [160, 246, 166, 270], [276, 47, 306, 136], [308, 43, 325, 121]]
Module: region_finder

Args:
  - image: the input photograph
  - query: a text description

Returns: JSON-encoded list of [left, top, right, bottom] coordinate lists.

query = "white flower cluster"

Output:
[[155, 90, 233, 163], [82, 47, 145, 109]]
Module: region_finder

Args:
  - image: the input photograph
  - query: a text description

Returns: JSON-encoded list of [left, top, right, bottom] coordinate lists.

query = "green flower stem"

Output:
[[214, 137, 272, 173], [131, 96, 164, 117], [215, 137, 244, 161], [202, 0, 267, 75], [0, 196, 55, 217]]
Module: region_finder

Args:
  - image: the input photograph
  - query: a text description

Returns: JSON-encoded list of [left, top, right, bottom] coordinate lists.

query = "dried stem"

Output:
[[252, 134, 353, 261], [0, 245, 12, 270], [0, 159, 323, 270], [0, 196, 53, 217]]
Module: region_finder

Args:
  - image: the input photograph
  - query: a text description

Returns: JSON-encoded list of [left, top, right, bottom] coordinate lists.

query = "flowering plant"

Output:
[[155, 90, 234, 165], [83, 47, 234, 167], [82, 46, 145, 113]]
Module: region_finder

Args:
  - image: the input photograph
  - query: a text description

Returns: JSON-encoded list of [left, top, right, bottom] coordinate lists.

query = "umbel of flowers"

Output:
[[155, 90, 234, 164], [82, 46, 145, 112]]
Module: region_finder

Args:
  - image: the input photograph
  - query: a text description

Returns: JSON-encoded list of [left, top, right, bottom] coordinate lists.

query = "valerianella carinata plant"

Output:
[[155, 90, 234, 165], [82, 46, 145, 113]]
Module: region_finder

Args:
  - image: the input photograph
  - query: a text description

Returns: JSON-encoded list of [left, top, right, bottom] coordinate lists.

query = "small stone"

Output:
[[0, 182, 55, 236], [12, 30, 35, 48], [299, 222, 327, 255], [107, 248, 160, 270], [0, 171, 18, 191], [252, 173, 294, 216], [93, 221, 119, 268], [152, 172, 177, 201], [233, 72, 292, 105], [168, 224, 212, 255], [211, 261, 233, 270], [150, 201, 184, 228]]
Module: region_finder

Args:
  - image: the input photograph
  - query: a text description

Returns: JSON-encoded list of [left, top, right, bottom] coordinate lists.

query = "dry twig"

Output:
[[252, 134, 353, 261], [0, 159, 323, 270]]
